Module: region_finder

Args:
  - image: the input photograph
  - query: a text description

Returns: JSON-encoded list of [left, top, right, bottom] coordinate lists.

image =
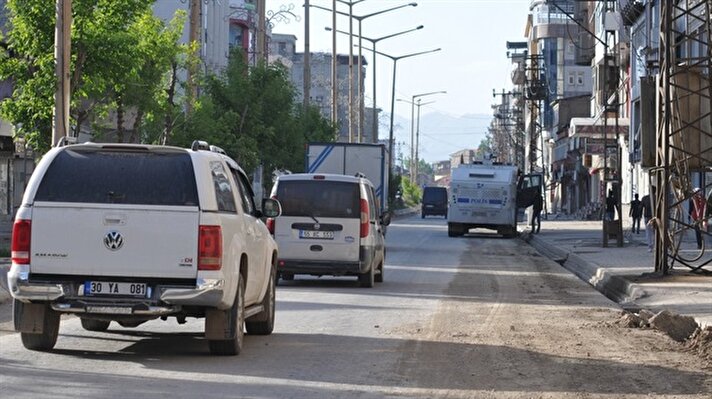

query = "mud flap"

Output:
[[205, 307, 235, 340], [13, 300, 49, 334]]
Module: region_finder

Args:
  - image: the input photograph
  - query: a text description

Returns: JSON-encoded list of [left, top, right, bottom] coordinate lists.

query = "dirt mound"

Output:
[[686, 326, 712, 365]]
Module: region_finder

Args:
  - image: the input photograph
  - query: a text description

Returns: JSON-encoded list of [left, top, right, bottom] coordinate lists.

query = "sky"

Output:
[[266, 0, 533, 161]]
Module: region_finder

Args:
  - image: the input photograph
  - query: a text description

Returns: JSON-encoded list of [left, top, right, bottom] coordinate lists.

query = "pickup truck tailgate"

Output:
[[30, 203, 200, 279]]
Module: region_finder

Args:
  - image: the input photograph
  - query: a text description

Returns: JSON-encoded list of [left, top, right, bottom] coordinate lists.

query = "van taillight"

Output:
[[198, 225, 222, 270], [360, 199, 369, 238], [11, 220, 31, 264]]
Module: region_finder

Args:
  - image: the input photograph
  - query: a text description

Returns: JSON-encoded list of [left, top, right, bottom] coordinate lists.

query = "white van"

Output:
[[269, 173, 390, 287]]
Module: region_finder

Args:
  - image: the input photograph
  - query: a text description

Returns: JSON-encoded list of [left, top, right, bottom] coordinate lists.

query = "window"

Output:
[[210, 161, 237, 213], [232, 169, 256, 215], [568, 73, 575, 86], [35, 149, 199, 206], [577, 72, 585, 86], [276, 180, 360, 218]]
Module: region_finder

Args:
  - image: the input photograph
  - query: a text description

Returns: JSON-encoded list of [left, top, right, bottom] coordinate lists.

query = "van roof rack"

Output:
[[354, 172, 366, 178]]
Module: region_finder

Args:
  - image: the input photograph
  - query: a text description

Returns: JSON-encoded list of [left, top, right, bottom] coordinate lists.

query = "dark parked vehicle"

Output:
[[421, 186, 448, 218]]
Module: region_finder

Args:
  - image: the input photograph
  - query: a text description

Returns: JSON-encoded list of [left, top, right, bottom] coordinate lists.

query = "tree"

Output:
[[0, 0, 186, 152], [170, 50, 335, 190], [476, 133, 493, 160]]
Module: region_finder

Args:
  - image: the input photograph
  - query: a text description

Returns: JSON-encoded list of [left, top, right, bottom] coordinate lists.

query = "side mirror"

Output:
[[380, 211, 392, 226], [262, 198, 282, 218]]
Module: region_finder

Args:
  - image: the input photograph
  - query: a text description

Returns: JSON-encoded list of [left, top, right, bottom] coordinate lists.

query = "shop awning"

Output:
[[570, 117, 630, 137]]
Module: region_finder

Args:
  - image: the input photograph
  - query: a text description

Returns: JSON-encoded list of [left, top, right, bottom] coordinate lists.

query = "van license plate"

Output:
[[299, 230, 335, 239], [84, 281, 149, 297]]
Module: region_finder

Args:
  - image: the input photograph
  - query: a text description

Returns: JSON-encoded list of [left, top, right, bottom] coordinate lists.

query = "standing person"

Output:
[[690, 187, 707, 249], [641, 192, 653, 252], [532, 190, 543, 234], [629, 193, 642, 234], [605, 189, 616, 221]]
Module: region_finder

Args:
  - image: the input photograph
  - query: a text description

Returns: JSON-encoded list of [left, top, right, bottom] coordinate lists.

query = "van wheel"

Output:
[[16, 300, 60, 351], [246, 266, 275, 335], [448, 223, 462, 237], [81, 318, 110, 332], [209, 276, 245, 356], [359, 265, 375, 288], [375, 263, 384, 283]]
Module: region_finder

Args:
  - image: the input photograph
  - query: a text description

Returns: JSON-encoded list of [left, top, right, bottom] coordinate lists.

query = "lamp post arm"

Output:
[[545, 1, 606, 47], [358, 3, 417, 20]]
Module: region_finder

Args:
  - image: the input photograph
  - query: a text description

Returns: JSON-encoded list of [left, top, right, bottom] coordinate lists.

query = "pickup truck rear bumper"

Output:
[[7, 264, 227, 315]]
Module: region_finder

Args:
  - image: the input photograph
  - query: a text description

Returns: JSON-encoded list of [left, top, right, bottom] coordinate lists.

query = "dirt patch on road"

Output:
[[391, 239, 712, 398]]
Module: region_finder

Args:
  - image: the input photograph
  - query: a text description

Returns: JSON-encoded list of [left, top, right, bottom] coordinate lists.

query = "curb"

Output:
[[521, 231, 646, 308]]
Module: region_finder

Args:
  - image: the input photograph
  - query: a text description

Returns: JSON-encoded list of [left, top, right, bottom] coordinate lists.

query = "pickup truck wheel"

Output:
[[16, 301, 60, 351], [359, 264, 375, 288], [208, 276, 245, 356], [246, 266, 275, 335], [80, 318, 110, 332]]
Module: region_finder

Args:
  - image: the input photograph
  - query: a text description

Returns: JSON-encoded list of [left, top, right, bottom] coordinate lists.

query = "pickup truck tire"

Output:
[[359, 264, 375, 288], [16, 301, 60, 351], [80, 318, 110, 332], [246, 266, 276, 335], [208, 277, 245, 356]]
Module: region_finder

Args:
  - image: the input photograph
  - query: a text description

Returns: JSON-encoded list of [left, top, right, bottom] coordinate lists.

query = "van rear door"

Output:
[[273, 178, 360, 262]]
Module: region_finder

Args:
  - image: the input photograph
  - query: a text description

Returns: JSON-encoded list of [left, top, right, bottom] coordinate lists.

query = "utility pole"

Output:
[[331, 1, 338, 130], [52, 0, 72, 146], [303, 1, 311, 110], [256, 0, 266, 63], [187, 0, 201, 113]]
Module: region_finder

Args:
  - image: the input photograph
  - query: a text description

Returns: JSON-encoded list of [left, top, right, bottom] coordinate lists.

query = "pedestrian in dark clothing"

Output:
[[605, 189, 616, 221], [532, 192, 543, 234], [629, 193, 642, 234], [641, 193, 654, 251]]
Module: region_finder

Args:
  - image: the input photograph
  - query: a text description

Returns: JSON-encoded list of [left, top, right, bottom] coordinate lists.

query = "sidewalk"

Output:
[[520, 216, 712, 329]]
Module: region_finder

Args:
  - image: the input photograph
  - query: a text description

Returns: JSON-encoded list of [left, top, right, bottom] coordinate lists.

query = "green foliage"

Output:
[[170, 50, 336, 190], [401, 178, 422, 207], [476, 134, 493, 160], [0, 0, 186, 152]]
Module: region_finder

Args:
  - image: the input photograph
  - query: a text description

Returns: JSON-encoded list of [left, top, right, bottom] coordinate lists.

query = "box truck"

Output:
[[306, 142, 390, 211], [447, 162, 541, 238]]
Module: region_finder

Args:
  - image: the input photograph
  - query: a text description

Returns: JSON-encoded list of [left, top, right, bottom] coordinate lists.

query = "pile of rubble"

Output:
[[617, 309, 712, 364]]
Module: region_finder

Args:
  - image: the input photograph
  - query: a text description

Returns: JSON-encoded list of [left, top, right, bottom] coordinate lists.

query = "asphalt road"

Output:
[[0, 216, 710, 398]]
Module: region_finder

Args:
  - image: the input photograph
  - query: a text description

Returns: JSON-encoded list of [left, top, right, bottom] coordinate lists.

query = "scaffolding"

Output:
[[654, 0, 712, 274]]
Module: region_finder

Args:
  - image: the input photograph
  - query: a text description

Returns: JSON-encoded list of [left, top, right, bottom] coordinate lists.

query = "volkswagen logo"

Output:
[[104, 231, 124, 251], [313, 223, 320, 230]]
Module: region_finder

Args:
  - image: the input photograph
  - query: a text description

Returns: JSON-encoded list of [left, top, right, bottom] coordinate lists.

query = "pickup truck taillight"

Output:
[[198, 225, 222, 270], [360, 199, 369, 238], [11, 219, 31, 264]]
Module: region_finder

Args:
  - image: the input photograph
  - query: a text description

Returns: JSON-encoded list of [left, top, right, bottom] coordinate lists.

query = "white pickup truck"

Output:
[[8, 140, 281, 356]]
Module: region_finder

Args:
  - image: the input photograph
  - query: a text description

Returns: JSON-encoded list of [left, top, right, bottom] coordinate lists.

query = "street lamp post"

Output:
[[357, 45, 442, 185], [398, 90, 445, 182], [312, 2, 418, 142], [328, 25, 424, 143]]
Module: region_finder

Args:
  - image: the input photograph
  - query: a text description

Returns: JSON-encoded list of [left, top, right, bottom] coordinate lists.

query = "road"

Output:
[[0, 215, 710, 398]]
